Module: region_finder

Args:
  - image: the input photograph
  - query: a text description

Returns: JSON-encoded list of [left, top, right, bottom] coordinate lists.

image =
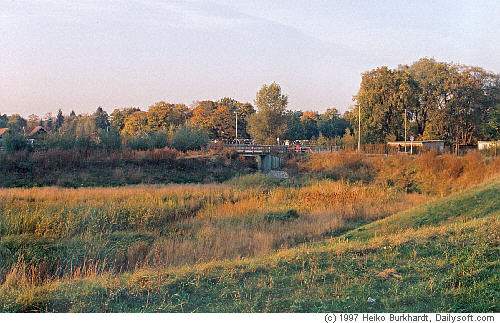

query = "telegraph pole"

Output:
[[234, 109, 238, 141], [358, 106, 361, 152], [404, 108, 407, 153]]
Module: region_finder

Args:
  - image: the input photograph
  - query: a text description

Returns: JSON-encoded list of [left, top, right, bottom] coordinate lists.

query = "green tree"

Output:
[[170, 125, 209, 152], [300, 111, 319, 140], [44, 113, 53, 131], [284, 111, 305, 141], [27, 114, 41, 129], [218, 98, 255, 139], [484, 104, 500, 140], [7, 114, 27, 133], [75, 115, 97, 138], [350, 67, 419, 143], [318, 108, 349, 138], [247, 82, 288, 144], [441, 66, 498, 148], [93, 107, 110, 130], [55, 109, 64, 130], [3, 132, 28, 152], [0, 114, 8, 128], [408, 58, 451, 137], [341, 128, 356, 149]]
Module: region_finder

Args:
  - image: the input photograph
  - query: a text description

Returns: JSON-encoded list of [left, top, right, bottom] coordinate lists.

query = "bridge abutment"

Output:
[[256, 154, 284, 172]]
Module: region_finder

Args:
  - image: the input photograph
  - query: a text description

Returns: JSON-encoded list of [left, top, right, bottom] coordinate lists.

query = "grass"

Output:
[[0, 180, 426, 278], [0, 152, 498, 312], [0, 148, 254, 187], [0, 177, 499, 312]]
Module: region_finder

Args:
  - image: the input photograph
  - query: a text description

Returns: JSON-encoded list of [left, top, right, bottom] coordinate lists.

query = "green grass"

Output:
[[1, 178, 499, 312]]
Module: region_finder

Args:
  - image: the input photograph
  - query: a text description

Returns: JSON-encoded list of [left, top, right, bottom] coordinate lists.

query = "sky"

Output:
[[1, 0, 499, 117]]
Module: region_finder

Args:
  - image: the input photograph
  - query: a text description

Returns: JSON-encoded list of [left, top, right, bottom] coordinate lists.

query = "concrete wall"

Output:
[[422, 141, 444, 152], [256, 154, 284, 171]]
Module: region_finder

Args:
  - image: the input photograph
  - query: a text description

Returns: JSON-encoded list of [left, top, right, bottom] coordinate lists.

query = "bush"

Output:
[[170, 126, 208, 152], [264, 209, 299, 222], [98, 128, 121, 152], [44, 132, 77, 150], [3, 133, 28, 152], [124, 132, 168, 151]]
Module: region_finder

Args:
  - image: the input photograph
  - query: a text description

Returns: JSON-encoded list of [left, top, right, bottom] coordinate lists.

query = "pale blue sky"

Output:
[[1, 0, 499, 116]]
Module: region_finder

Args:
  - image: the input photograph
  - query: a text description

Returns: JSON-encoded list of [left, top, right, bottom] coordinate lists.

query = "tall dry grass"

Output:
[[1, 151, 498, 288], [300, 150, 500, 195]]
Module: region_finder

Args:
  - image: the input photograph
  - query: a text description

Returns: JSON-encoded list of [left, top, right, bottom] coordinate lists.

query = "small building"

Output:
[[478, 140, 500, 150], [0, 128, 8, 137], [28, 126, 47, 138], [387, 140, 445, 153]]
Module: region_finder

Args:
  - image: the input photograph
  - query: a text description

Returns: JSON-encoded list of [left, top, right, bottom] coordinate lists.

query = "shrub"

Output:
[[98, 128, 122, 152], [170, 126, 208, 152], [43, 132, 77, 150], [124, 132, 168, 151], [263, 209, 299, 222], [3, 133, 29, 152]]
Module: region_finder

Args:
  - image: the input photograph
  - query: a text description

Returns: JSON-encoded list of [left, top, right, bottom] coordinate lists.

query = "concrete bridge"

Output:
[[226, 144, 286, 171], [212, 143, 336, 171]]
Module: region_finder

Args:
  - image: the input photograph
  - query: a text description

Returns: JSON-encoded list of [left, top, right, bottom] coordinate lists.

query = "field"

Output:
[[0, 151, 499, 312]]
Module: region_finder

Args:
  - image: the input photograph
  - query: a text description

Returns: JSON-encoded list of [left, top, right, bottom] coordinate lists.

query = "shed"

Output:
[[478, 140, 500, 150], [28, 126, 47, 137], [0, 128, 8, 138], [387, 140, 445, 153]]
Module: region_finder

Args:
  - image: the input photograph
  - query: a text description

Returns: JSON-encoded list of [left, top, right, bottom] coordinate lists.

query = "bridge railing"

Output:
[[225, 144, 287, 154]]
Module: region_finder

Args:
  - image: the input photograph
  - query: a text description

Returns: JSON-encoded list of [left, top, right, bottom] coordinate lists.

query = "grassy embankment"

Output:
[[1, 176, 498, 312], [0, 152, 498, 312]]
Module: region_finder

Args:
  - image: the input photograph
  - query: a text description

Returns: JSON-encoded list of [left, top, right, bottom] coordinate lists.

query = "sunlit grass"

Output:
[[1, 178, 498, 312], [0, 152, 499, 312]]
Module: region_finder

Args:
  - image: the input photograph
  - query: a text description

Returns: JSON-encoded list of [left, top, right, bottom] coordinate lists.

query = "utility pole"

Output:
[[404, 108, 407, 153], [234, 109, 238, 142], [358, 107, 361, 152]]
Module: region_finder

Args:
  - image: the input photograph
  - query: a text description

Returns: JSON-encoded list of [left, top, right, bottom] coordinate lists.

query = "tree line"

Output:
[[346, 58, 500, 148], [1, 58, 498, 153], [0, 84, 351, 152]]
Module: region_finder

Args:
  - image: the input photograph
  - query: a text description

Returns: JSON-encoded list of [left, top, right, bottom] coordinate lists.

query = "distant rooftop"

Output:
[[28, 126, 47, 136]]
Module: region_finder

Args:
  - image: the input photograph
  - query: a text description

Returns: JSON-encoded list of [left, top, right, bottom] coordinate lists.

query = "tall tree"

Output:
[[44, 113, 53, 131], [0, 114, 8, 128], [93, 107, 110, 130], [27, 114, 41, 129], [318, 108, 349, 138], [55, 109, 64, 131], [441, 66, 498, 147], [147, 102, 185, 131], [408, 58, 450, 138], [189, 99, 255, 139], [110, 108, 140, 132], [300, 111, 319, 139], [350, 67, 409, 143], [122, 111, 148, 135], [7, 114, 27, 133], [247, 82, 288, 144], [284, 111, 305, 141]]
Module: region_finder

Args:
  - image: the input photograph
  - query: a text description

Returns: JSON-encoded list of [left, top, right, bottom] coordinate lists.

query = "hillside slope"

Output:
[[1, 178, 499, 312]]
